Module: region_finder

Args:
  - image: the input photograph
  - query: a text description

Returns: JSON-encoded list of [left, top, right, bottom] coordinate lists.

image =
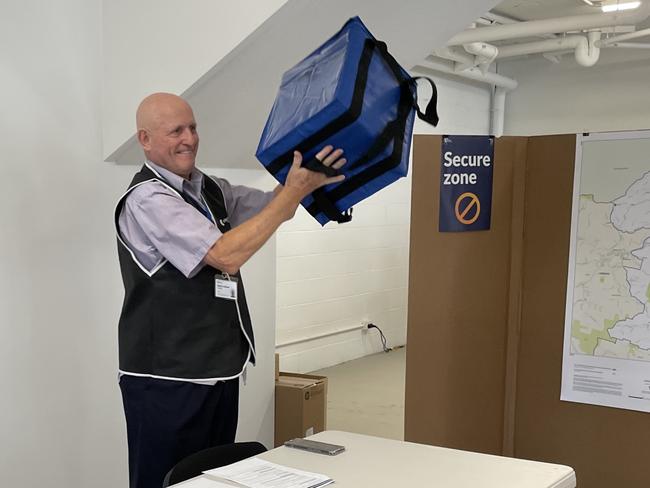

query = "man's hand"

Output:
[[284, 145, 347, 201], [203, 145, 346, 274]]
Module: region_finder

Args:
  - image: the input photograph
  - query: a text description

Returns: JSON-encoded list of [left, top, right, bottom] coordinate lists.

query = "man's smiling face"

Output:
[[137, 94, 200, 179]]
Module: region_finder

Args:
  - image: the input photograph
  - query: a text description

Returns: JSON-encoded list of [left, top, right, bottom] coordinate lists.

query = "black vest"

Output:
[[115, 164, 256, 380]]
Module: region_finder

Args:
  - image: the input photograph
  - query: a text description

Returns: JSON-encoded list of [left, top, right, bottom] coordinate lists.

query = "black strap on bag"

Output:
[[370, 41, 439, 127], [309, 174, 351, 224], [311, 190, 353, 223], [411, 77, 439, 126], [301, 157, 351, 223], [305, 44, 434, 221], [302, 157, 341, 177]]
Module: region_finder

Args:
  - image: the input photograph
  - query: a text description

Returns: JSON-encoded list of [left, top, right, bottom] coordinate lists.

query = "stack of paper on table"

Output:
[[203, 457, 334, 488], [172, 478, 234, 488]]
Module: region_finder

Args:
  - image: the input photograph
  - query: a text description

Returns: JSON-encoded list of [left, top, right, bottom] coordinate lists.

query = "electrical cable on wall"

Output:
[[367, 323, 392, 353]]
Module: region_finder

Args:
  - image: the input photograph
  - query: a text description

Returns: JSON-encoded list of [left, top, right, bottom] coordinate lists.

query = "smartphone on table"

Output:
[[284, 438, 346, 455]]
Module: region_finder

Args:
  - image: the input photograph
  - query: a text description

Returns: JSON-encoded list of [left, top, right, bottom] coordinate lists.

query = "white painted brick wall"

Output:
[[276, 173, 413, 373], [275, 75, 492, 373]]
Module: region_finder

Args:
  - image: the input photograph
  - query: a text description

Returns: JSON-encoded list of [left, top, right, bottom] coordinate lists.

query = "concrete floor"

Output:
[[310, 346, 406, 441]]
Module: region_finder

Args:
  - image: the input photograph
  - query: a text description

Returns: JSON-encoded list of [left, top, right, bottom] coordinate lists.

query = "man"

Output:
[[115, 93, 346, 488]]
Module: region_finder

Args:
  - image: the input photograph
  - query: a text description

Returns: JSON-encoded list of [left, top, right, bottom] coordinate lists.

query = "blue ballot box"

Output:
[[256, 16, 438, 226]]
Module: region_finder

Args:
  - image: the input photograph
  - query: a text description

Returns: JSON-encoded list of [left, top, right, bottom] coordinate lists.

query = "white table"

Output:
[[176, 430, 576, 488]]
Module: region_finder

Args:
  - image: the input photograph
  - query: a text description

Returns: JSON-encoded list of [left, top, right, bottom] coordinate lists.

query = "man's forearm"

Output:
[[203, 186, 302, 274], [204, 147, 346, 274]]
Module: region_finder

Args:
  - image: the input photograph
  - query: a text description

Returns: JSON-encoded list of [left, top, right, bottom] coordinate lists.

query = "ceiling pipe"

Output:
[[434, 44, 499, 72], [482, 11, 560, 39], [607, 42, 650, 48], [433, 46, 476, 68], [580, 31, 602, 66], [421, 57, 519, 90], [446, 9, 649, 45], [418, 57, 518, 138], [482, 11, 521, 24], [495, 32, 602, 67], [463, 42, 499, 73], [597, 26, 650, 46], [475, 17, 494, 26], [491, 87, 507, 138], [463, 42, 499, 62]]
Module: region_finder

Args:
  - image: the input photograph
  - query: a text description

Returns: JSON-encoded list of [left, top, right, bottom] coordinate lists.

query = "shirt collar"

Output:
[[145, 160, 204, 201]]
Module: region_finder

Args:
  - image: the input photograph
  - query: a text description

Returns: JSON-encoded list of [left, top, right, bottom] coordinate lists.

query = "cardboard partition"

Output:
[[514, 135, 650, 488], [405, 135, 528, 455], [406, 133, 650, 487]]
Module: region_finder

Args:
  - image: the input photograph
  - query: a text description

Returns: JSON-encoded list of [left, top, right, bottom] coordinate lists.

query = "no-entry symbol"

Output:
[[454, 192, 480, 225]]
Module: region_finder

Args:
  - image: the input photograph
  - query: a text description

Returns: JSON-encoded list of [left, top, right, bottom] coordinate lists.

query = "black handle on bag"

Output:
[[301, 157, 351, 224], [311, 189, 353, 224], [303, 157, 341, 177], [411, 77, 439, 126], [371, 41, 439, 127]]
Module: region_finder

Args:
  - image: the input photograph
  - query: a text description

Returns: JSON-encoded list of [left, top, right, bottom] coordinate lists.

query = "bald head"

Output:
[[136, 93, 199, 178], [136, 93, 193, 132]]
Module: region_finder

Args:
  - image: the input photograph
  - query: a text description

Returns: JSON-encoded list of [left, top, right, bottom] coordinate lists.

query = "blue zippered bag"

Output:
[[256, 16, 438, 225]]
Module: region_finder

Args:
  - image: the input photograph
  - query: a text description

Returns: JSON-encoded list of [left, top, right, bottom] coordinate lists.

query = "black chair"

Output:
[[162, 441, 267, 487]]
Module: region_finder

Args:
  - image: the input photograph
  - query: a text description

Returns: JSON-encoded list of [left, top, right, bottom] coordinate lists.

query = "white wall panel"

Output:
[[0, 4, 284, 486], [500, 50, 650, 136], [275, 75, 493, 373], [1, 3, 126, 486], [102, 0, 287, 160]]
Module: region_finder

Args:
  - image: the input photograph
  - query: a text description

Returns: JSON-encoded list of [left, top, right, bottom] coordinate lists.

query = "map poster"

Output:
[[562, 131, 650, 412]]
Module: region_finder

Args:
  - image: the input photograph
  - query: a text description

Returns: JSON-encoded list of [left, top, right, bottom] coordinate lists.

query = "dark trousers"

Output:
[[119, 375, 239, 488]]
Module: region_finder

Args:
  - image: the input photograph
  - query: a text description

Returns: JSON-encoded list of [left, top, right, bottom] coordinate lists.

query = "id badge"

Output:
[[215, 274, 238, 300]]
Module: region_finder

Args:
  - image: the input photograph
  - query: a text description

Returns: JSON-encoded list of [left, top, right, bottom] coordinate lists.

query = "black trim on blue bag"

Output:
[[338, 40, 414, 177], [304, 40, 413, 220], [303, 157, 341, 177], [412, 77, 439, 126], [306, 79, 413, 218], [312, 191, 353, 224]]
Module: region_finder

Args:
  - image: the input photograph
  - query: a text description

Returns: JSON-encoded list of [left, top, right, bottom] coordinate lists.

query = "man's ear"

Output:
[[137, 129, 151, 150]]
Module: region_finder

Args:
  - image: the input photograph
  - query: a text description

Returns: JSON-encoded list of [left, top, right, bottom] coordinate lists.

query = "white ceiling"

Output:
[[494, 0, 650, 27], [493, 0, 596, 20], [489, 0, 650, 66], [107, 0, 650, 168], [107, 0, 501, 168]]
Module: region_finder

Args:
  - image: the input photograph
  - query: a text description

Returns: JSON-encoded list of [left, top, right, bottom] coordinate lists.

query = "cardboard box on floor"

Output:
[[274, 372, 327, 447]]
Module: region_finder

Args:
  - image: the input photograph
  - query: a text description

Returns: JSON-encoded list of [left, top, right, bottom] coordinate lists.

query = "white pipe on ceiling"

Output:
[[482, 11, 521, 25], [607, 41, 650, 48], [495, 32, 602, 67], [491, 87, 507, 138], [597, 26, 650, 45], [421, 57, 519, 90], [463, 42, 499, 64], [433, 47, 475, 67], [475, 17, 494, 26], [446, 9, 648, 45], [418, 57, 518, 138], [482, 11, 560, 39], [496, 37, 583, 58]]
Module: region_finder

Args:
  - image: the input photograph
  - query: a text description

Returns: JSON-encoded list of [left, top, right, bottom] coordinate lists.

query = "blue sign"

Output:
[[439, 135, 494, 232]]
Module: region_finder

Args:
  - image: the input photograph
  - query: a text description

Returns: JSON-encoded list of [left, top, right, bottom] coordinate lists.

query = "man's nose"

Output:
[[181, 127, 197, 144]]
